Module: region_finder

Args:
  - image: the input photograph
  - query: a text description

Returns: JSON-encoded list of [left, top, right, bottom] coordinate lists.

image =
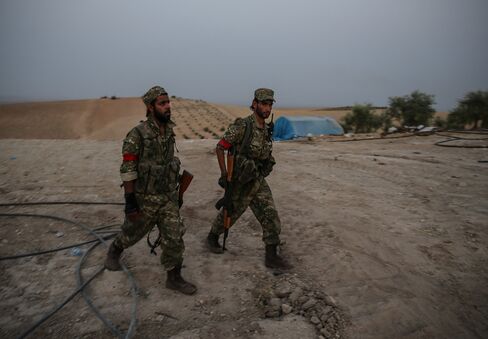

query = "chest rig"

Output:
[[234, 116, 275, 183], [134, 121, 181, 195]]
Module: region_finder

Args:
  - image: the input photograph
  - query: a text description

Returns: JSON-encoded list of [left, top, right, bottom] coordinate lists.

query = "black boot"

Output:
[[207, 232, 224, 254], [104, 242, 123, 271], [265, 244, 292, 270], [166, 265, 197, 295]]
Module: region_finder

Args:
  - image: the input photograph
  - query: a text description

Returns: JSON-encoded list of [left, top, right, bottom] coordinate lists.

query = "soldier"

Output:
[[207, 88, 291, 270], [104, 86, 197, 295]]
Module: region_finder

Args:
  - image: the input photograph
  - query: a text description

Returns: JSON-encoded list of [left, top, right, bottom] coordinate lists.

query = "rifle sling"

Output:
[[239, 118, 274, 156], [238, 119, 253, 156], [146, 226, 162, 256]]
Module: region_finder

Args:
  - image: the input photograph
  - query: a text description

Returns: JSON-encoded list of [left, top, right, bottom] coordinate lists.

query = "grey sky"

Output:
[[1, 0, 487, 111]]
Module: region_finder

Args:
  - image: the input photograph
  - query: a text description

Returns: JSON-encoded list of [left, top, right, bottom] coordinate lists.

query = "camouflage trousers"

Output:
[[113, 192, 186, 271], [211, 177, 281, 245]]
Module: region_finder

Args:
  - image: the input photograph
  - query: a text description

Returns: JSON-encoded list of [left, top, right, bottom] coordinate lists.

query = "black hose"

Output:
[[75, 240, 125, 338], [328, 133, 416, 142], [0, 221, 119, 261], [0, 233, 116, 261], [325, 130, 488, 148], [0, 201, 123, 207], [17, 265, 105, 339], [66, 215, 138, 339], [0, 212, 137, 338], [434, 132, 488, 148], [443, 129, 488, 135]]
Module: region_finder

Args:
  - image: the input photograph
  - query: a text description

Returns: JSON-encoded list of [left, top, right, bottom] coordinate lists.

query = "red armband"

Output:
[[123, 153, 138, 162], [218, 139, 232, 150]]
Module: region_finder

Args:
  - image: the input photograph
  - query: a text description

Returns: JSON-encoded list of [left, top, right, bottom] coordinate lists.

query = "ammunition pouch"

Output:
[[135, 158, 181, 195], [234, 154, 258, 184], [258, 157, 275, 177]]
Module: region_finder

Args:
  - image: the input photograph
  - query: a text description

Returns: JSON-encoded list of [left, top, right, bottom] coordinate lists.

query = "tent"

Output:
[[272, 116, 344, 141]]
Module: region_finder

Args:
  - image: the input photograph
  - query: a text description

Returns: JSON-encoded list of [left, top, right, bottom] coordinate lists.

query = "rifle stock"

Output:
[[223, 151, 234, 229], [178, 170, 193, 204], [222, 147, 235, 250]]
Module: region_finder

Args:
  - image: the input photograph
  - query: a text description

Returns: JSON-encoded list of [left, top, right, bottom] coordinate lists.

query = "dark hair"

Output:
[[146, 100, 156, 116], [249, 99, 257, 111]]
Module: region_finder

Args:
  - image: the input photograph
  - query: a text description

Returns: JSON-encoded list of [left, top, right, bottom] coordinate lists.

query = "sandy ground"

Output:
[[0, 99, 487, 338]]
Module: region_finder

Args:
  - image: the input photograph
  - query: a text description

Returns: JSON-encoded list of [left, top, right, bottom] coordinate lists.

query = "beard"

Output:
[[255, 107, 270, 119], [155, 109, 171, 124]]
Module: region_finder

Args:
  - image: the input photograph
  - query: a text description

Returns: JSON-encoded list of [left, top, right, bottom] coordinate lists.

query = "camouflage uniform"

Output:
[[211, 113, 281, 245], [112, 115, 185, 270]]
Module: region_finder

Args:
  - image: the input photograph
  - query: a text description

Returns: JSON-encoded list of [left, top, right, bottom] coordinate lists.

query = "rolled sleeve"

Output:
[[121, 171, 138, 182]]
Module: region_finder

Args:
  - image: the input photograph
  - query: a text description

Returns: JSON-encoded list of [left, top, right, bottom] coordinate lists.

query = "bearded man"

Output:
[[104, 86, 197, 295], [206, 88, 291, 270]]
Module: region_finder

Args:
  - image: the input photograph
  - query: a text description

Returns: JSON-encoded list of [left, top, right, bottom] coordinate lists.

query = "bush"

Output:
[[342, 104, 384, 133], [386, 90, 436, 126], [448, 90, 488, 129], [447, 109, 465, 129]]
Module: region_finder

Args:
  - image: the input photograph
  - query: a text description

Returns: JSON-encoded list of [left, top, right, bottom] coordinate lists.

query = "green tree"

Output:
[[342, 104, 383, 133], [447, 107, 466, 129], [379, 111, 393, 133], [449, 90, 488, 129], [386, 90, 436, 126]]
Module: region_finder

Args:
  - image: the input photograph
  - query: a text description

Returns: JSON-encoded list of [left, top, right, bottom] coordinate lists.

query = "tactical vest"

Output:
[[234, 116, 275, 184], [133, 121, 181, 195]]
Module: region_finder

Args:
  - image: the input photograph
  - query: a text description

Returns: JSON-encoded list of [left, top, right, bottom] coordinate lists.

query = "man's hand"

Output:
[[124, 193, 141, 222], [126, 210, 142, 223], [218, 172, 228, 189]]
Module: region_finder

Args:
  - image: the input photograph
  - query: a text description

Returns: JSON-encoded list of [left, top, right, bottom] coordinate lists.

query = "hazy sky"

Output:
[[1, 0, 487, 111]]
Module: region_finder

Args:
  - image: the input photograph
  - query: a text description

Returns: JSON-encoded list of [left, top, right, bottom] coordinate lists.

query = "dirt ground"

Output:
[[0, 99, 487, 338]]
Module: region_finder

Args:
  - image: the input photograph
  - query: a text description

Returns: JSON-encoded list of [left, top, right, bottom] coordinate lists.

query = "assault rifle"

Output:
[[214, 146, 235, 250], [178, 170, 194, 208], [268, 113, 274, 141]]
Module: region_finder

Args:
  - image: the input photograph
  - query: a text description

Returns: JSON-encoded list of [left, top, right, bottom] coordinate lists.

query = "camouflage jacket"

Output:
[[120, 116, 180, 195], [221, 114, 276, 181]]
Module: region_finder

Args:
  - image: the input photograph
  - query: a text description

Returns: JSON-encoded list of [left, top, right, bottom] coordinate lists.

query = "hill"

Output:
[[0, 97, 358, 140]]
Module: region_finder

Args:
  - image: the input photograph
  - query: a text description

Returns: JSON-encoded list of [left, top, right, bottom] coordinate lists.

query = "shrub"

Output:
[[342, 104, 384, 133], [386, 90, 436, 126], [448, 90, 488, 129]]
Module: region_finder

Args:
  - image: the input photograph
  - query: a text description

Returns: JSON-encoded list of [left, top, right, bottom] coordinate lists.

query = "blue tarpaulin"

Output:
[[272, 116, 344, 141]]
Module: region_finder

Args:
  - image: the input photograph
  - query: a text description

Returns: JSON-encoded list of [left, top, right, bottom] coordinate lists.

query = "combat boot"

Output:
[[166, 265, 197, 295], [265, 244, 292, 270], [104, 242, 123, 271], [207, 232, 224, 254]]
